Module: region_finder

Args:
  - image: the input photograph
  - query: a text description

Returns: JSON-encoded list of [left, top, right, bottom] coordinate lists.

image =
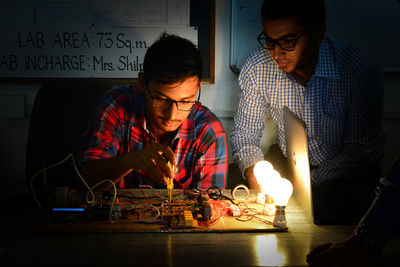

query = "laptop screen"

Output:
[[283, 107, 313, 221]]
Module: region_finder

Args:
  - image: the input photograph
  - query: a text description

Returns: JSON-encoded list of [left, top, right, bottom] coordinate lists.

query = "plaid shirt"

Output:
[[80, 85, 227, 189], [231, 36, 384, 184]]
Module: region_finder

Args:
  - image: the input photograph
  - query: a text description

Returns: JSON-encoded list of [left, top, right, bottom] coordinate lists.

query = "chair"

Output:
[[26, 79, 111, 192]]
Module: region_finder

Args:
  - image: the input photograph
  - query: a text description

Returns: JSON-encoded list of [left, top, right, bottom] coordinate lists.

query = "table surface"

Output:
[[1, 189, 399, 266]]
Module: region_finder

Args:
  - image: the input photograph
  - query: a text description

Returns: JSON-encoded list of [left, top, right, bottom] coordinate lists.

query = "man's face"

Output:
[[262, 16, 312, 74], [143, 76, 200, 140]]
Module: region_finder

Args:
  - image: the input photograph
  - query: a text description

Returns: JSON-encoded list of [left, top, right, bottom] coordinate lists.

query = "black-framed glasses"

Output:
[[146, 86, 201, 112], [257, 29, 307, 51]]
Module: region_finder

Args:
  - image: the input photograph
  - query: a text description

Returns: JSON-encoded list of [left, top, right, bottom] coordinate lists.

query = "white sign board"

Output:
[[0, 27, 198, 78], [0, 0, 197, 79]]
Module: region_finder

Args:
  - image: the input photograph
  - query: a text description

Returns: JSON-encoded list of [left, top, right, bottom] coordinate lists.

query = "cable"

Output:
[[70, 154, 118, 223], [198, 198, 231, 226], [118, 191, 139, 203], [138, 185, 156, 204], [70, 153, 96, 204], [184, 188, 201, 200], [30, 153, 111, 222], [90, 179, 117, 223], [233, 202, 273, 224], [30, 153, 76, 209], [206, 186, 223, 200], [205, 185, 239, 205], [252, 215, 273, 225], [139, 185, 167, 201]]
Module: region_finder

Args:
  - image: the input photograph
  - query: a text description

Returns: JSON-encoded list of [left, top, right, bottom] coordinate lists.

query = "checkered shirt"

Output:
[[80, 85, 227, 189], [231, 36, 384, 184]]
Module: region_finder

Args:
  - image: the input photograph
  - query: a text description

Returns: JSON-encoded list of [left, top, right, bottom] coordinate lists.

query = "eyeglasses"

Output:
[[146, 86, 200, 112], [257, 29, 307, 51]]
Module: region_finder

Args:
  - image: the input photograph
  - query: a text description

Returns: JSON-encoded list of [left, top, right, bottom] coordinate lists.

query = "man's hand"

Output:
[[126, 143, 176, 185], [244, 165, 261, 191], [306, 235, 376, 267]]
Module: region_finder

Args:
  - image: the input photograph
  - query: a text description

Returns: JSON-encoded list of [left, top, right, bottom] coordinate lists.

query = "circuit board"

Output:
[[41, 189, 289, 233], [160, 201, 199, 228], [95, 190, 213, 229], [159, 193, 212, 228]]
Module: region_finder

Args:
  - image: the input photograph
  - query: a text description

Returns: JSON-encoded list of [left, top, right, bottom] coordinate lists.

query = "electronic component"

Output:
[[183, 210, 198, 227], [198, 192, 212, 221], [48, 207, 86, 222], [228, 204, 241, 217], [160, 200, 199, 228]]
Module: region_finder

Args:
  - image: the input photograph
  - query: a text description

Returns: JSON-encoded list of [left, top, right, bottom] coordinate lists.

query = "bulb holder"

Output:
[[262, 195, 275, 215], [256, 192, 266, 204], [273, 205, 287, 229]]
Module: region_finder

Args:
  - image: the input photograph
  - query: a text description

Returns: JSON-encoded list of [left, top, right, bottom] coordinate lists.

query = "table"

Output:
[[1, 189, 399, 266]]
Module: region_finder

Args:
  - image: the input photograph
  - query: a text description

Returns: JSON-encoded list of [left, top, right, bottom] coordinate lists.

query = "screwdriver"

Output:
[[167, 161, 174, 208]]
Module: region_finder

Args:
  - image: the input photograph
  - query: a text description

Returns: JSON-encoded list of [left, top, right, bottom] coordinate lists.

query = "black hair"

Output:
[[261, 0, 326, 28], [143, 32, 203, 84]]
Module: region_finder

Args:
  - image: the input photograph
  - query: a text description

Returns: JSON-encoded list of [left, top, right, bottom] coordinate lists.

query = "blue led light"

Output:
[[52, 208, 85, 212]]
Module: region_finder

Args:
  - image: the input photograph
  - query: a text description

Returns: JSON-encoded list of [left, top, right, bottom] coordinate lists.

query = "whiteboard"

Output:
[[0, 27, 197, 78], [230, 0, 400, 72], [0, 0, 202, 79]]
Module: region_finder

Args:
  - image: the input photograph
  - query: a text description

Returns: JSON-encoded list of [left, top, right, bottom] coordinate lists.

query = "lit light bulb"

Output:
[[270, 170, 281, 182], [272, 178, 293, 206], [253, 161, 273, 182], [253, 160, 274, 204], [271, 178, 293, 228]]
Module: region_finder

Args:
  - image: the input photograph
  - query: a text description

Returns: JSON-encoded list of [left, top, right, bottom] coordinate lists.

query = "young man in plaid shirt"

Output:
[[79, 33, 227, 189]]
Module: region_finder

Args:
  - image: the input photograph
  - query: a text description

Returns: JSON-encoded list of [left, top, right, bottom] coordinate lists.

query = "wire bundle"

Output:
[[198, 198, 231, 226]]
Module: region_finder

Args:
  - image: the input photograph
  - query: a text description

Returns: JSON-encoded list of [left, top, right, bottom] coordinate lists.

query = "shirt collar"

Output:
[[314, 36, 340, 79]]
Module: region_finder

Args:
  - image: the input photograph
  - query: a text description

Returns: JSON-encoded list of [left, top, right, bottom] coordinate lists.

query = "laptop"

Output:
[[283, 107, 314, 222], [283, 106, 376, 225]]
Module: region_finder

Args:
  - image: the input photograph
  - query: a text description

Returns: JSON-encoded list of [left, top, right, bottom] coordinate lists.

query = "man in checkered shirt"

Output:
[[231, 0, 384, 220], [79, 33, 227, 190]]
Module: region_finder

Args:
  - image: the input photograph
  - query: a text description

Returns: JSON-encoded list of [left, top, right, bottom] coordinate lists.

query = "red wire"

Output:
[[119, 191, 139, 198], [198, 199, 231, 226], [139, 185, 167, 199], [138, 185, 153, 204]]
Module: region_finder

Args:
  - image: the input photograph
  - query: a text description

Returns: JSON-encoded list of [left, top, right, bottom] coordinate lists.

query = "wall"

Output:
[[1, 0, 399, 190]]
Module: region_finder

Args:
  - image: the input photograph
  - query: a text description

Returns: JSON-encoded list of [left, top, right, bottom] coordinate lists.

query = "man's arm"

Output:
[[244, 165, 260, 190], [77, 88, 175, 190], [230, 57, 271, 188], [306, 235, 377, 267], [78, 143, 176, 189]]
